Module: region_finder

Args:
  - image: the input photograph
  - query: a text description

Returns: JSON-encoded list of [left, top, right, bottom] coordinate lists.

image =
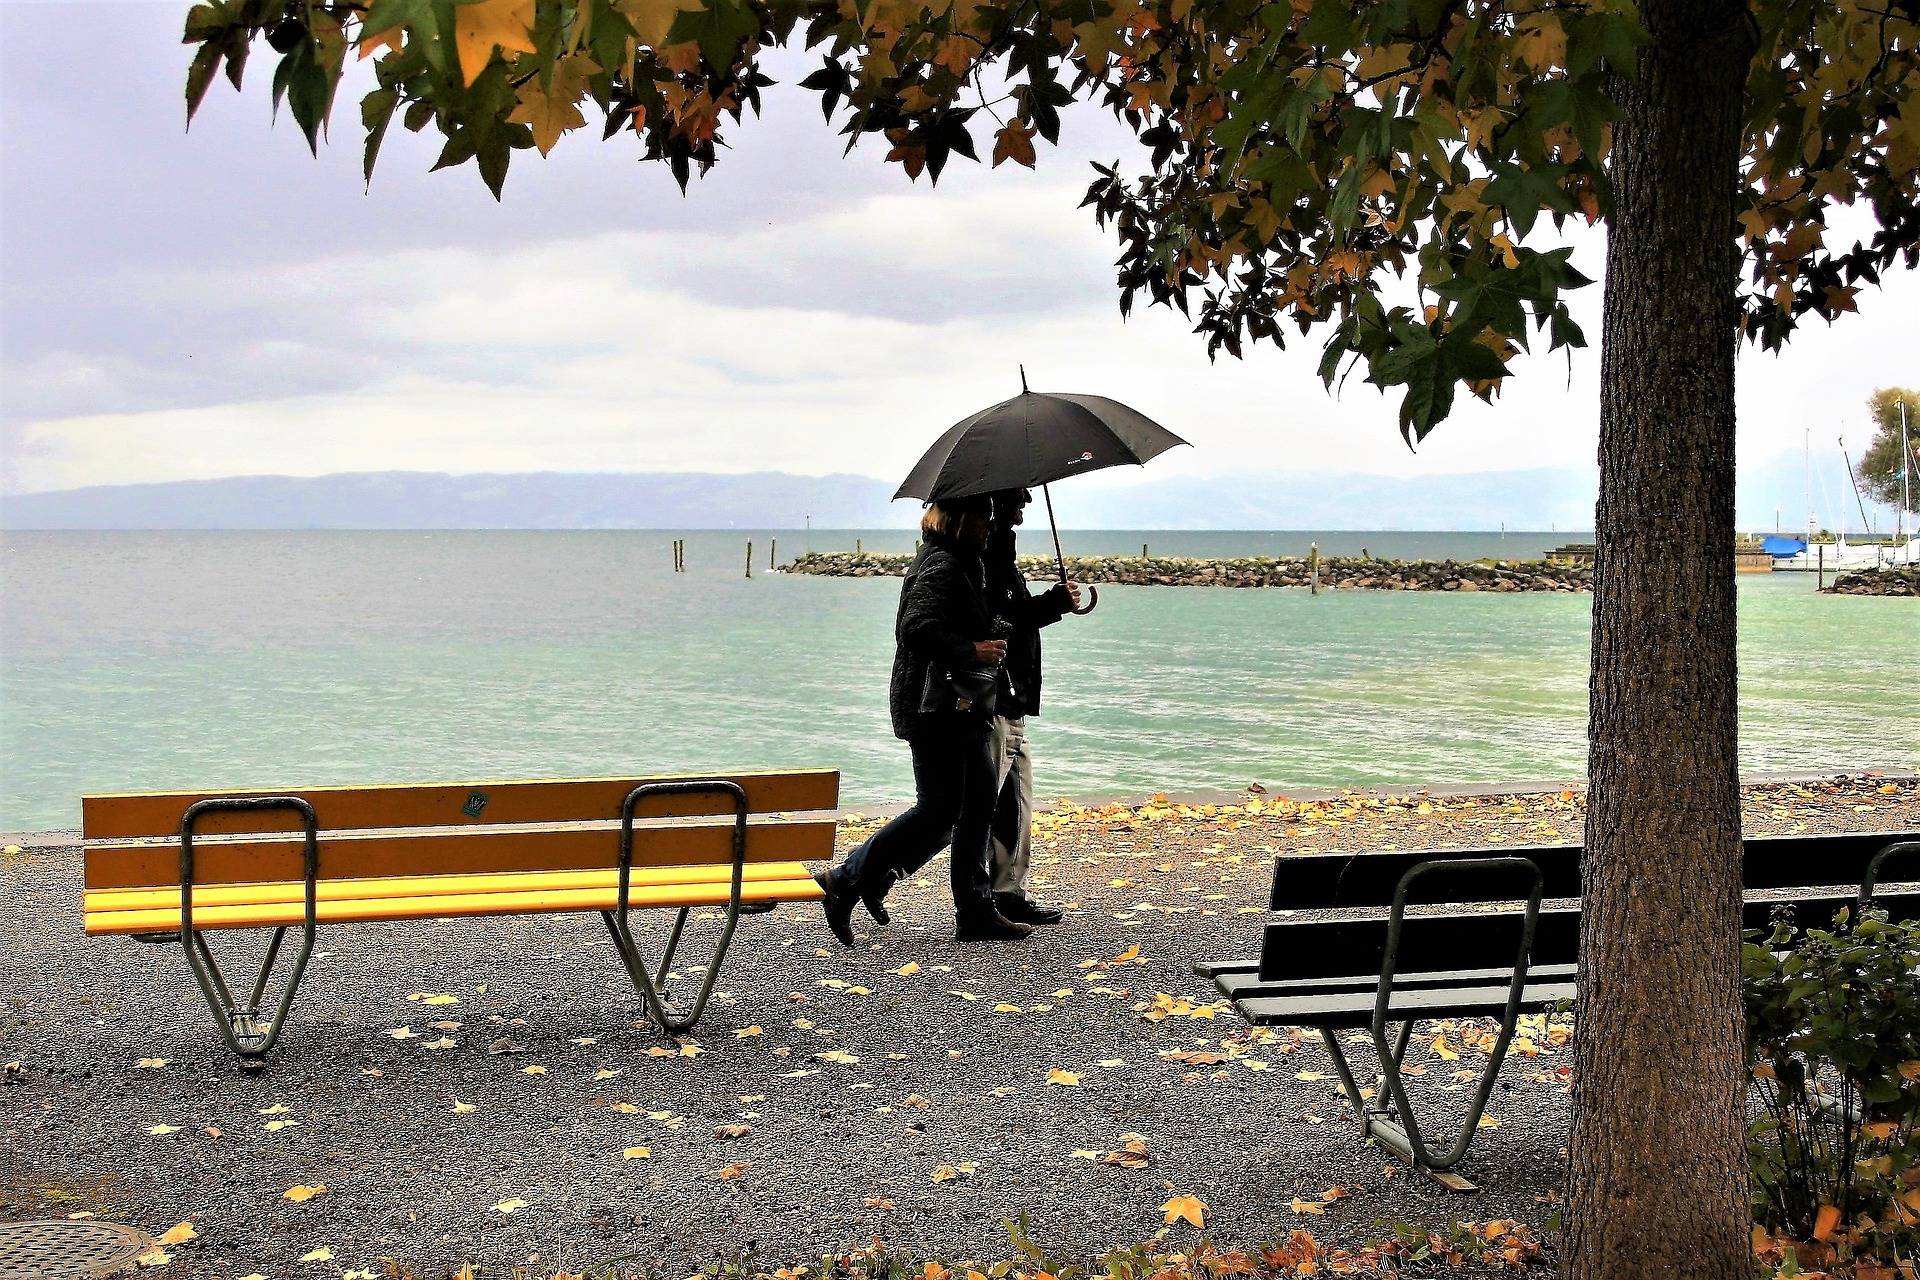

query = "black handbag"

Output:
[[920, 661, 1002, 718]]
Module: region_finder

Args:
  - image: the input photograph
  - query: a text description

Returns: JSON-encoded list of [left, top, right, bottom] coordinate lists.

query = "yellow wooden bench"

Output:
[[82, 770, 838, 1063]]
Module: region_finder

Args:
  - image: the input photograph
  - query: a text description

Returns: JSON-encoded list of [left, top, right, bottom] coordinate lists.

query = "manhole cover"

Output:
[[0, 1221, 153, 1279]]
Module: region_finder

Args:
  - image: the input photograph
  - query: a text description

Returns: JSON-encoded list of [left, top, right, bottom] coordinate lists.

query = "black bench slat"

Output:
[[1269, 830, 1919, 911], [1235, 979, 1580, 1028], [1257, 889, 1920, 983], [1215, 962, 1580, 1002]]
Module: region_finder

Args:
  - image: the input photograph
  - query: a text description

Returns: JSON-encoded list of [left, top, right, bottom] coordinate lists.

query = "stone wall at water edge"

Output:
[[1823, 566, 1920, 596], [784, 551, 1594, 592]]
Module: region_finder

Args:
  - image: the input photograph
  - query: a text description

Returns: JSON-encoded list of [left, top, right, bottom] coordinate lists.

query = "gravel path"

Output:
[[3, 774, 1915, 1278]]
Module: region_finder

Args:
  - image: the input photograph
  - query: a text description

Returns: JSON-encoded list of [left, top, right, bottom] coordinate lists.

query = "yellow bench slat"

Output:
[[84, 862, 816, 914], [83, 770, 839, 839], [84, 820, 836, 891], [85, 875, 824, 935]]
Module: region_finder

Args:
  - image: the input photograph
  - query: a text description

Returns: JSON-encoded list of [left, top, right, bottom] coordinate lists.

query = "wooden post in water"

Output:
[[745, 542, 753, 578], [1310, 542, 1321, 595], [1817, 543, 1824, 590], [856, 538, 863, 555], [1142, 543, 1149, 559], [770, 538, 777, 569]]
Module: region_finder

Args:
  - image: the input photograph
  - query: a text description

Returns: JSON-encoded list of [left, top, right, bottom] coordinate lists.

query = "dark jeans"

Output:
[[831, 719, 999, 917]]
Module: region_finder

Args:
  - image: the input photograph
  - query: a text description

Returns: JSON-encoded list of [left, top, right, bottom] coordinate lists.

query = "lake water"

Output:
[[1, 530, 1913, 834]]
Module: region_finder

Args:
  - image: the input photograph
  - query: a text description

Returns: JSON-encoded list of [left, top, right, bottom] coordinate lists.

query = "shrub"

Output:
[[1744, 906, 1920, 1273]]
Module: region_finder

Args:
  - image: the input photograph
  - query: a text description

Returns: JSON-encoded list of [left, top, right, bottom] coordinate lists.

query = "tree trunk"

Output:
[[1565, 4, 1757, 1279]]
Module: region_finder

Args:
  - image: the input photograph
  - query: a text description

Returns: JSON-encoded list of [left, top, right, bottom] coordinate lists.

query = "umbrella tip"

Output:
[[1019, 364, 1028, 394]]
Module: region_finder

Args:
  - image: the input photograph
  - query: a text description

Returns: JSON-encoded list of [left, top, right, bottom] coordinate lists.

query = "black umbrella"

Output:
[[895, 371, 1189, 614]]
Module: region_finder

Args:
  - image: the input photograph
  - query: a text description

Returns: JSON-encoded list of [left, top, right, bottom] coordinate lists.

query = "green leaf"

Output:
[[361, 87, 400, 183], [667, 0, 758, 72]]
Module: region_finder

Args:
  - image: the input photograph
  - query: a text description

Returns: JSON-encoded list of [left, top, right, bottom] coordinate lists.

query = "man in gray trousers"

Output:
[[983, 489, 1080, 926]]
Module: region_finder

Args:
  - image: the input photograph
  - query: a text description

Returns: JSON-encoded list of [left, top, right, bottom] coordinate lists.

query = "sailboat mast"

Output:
[[1804, 428, 1814, 543], [1840, 437, 1875, 536], [1902, 400, 1911, 555]]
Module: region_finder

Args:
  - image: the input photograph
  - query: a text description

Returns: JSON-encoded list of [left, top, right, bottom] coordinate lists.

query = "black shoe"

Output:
[[859, 869, 896, 926], [955, 909, 1033, 942], [995, 893, 1063, 926], [815, 872, 856, 948]]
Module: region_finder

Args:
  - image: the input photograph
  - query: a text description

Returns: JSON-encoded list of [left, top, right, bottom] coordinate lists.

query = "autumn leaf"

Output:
[[623, 1146, 652, 1159], [156, 1222, 198, 1245], [992, 119, 1037, 169], [1162, 1194, 1207, 1227], [716, 1161, 749, 1180], [613, 0, 706, 50], [1813, 1204, 1841, 1241], [1046, 1069, 1081, 1086], [284, 1184, 327, 1202], [453, 0, 537, 87], [714, 1124, 752, 1138], [509, 55, 600, 156], [491, 1198, 529, 1214], [147, 1124, 179, 1135], [1288, 1198, 1327, 1215]]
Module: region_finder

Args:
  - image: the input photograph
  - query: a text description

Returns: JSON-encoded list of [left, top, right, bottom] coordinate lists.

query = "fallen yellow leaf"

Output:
[[283, 1183, 327, 1202], [1162, 1194, 1207, 1227], [156, 1222, 197, 1245]]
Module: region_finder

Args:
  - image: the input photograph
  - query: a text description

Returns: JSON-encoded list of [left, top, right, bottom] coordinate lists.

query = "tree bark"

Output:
[[1565, 3, 1757, 1279]]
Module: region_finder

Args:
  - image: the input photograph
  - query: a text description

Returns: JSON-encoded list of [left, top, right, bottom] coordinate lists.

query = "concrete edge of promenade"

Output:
[[8, 766, 1914, 848]]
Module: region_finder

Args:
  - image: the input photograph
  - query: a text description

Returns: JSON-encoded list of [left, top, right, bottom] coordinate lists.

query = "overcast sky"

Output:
[[3, 0, 1916, 499]]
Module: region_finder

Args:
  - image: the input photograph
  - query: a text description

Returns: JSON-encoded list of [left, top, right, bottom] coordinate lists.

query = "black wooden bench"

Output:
[[1196, 830, 1920, 1191]]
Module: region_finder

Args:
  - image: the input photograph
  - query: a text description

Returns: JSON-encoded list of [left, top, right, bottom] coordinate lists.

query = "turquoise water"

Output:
[[1, 530, 1913, 833]]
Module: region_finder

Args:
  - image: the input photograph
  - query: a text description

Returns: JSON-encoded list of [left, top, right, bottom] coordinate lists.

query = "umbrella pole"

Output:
[[1041, 483, 1098, 615]]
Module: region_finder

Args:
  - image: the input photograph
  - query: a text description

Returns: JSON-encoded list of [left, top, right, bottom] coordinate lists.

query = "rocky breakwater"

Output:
[[1824, 566, 1920, 596], [784, 551, 1593, 592]]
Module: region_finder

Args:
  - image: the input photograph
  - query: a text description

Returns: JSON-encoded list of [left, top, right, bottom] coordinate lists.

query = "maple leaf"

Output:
[[614, 0, 707, 50], [1162, 1194, 1207, 1227], [1046, 1069, 1082, 1086], [509, 52, 599, 156], [453, 0, 536, 87], [992, 119, 1037, 169], [283, 1184, 327, 1202], [716, 1161, 749, 1179], [156, 1222, 198, 1245]]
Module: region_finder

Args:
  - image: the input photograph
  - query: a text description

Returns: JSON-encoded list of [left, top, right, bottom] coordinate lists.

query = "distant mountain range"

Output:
[[0, 453, 1891, 532]]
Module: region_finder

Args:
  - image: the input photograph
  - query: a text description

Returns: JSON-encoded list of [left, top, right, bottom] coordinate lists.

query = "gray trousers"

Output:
[[988, 715, 1033, 896]]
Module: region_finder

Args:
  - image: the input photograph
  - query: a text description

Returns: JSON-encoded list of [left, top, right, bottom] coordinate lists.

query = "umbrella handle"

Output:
[[1042, 482, 1099, 615]]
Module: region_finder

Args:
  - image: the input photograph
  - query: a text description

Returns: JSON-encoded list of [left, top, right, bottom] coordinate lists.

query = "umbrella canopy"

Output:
[[894, 390, 1189, 501]]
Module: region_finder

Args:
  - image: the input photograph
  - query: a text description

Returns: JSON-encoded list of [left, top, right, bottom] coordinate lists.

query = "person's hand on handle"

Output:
[[1063, 582, 1083, 610], [974, 639, 1009, 665]]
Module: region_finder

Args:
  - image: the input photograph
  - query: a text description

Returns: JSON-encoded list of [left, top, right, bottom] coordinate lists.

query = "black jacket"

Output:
[[983, 529, 1071, 719], [887, 532, 996, 740]]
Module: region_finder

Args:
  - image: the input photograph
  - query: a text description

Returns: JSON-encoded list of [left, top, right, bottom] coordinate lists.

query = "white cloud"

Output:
[[6, 153, 1917, 497]]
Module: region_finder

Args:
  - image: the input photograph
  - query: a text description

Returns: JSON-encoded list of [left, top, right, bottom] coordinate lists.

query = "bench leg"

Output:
[[177, 797, 319, 1067], [182, 924, 315, 1064], [1321, 1023, 1479, 1193], [605, 779, 752, 1037], [600, 906, 741, 1036]]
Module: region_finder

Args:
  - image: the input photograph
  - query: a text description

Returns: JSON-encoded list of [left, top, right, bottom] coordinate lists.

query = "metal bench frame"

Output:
[[1315, 855, 1544, 1192], [178, 796, 319, 1066], [600, 779, 750, 1035], [165, 779, 770, 1064]]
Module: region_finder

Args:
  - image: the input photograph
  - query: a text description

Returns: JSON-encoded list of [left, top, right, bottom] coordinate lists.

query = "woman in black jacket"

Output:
[[814, 494, 1033, 945]]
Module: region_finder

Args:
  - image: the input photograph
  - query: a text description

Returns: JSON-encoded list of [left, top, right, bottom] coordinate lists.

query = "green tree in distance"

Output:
[[1862, 387, 1919, 514], [180, 1, 1920, 1275]]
